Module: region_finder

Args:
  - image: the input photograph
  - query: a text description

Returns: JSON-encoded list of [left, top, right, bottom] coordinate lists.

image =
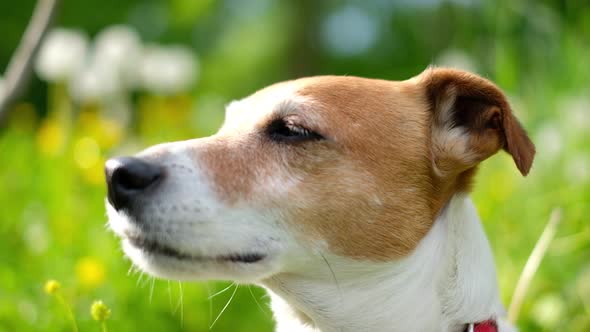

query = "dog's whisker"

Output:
[[208, 282, 236, 300], [167, 281, 174, 314], [149, 277, 156, 304], [248, 285, 270, 318], [178, 282, 184, 327], [140, 273, 152, 289], [320, 252, 342, 300], [210, 283, 238, 329], [136, 272, 145, 287], [205, 282, 213, 326]]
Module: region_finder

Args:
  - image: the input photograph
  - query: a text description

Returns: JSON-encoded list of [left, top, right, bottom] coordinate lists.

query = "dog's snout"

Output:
[[105, 157, 163, 211]]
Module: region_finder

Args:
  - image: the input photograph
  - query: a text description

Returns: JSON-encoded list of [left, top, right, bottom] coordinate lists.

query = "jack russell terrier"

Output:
[[105, 67, 535, 332]]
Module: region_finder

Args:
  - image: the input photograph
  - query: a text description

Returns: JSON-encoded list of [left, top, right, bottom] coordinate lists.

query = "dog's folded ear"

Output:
[[421, 67, 535, 177]]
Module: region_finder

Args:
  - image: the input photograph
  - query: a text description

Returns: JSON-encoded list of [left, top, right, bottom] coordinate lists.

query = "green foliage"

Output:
[[1, 0, 589, 331]]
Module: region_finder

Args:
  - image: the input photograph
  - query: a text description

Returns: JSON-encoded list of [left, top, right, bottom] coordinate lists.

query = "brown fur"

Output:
[[196, 68, 535, 260]]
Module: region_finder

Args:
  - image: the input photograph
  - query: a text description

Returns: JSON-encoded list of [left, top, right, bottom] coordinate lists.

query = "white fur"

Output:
[[107, 142, 515, 331], [261, 194, 514, 332], [263, 195, 511, 332], [220, 88, 315, 136], [106, 86, 516, 331], [107, 141, 295, 283]]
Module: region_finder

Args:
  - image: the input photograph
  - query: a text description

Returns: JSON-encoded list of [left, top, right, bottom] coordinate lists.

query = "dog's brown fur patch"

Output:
[[197, 68, 535, 260]]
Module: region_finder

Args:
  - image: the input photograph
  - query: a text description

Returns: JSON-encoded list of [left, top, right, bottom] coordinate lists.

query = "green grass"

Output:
[[1, 2, 590, 331], [1, 85, 589, 331], [0, 99, 275, 332]]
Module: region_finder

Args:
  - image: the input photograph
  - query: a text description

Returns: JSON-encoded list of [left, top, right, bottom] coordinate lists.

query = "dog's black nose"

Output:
[[105, 157, 162, 211]]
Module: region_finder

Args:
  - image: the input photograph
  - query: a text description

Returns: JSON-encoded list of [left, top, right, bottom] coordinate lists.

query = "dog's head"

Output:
[[105, 68, 535, 282]]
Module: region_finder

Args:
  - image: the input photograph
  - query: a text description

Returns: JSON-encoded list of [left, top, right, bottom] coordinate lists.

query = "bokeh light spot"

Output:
[[75, 257, 106, 289], [321, 6, 379, 57], [74, 137, 100, 170]]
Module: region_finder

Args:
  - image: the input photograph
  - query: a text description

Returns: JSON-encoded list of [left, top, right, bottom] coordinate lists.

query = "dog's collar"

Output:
[[465, 319, 498, 332]]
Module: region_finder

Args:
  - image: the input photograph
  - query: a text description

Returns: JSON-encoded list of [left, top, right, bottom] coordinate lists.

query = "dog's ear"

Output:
[[422, 67, 535, 177]]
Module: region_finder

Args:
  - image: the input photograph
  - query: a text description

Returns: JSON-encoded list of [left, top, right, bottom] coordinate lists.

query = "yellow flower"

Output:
[[98, 118, 124, 149], [37, 119, 66, 156], [44, 279, 61, 295], [90, 300, 111, 321], [44, 279, 79, 332], [75, 257, 106, 289], [76, 108, 124, 149], [73, 137, 100, 170], [80, 157, 107, 186]]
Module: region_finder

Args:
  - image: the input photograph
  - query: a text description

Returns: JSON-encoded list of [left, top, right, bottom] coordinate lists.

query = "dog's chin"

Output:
[[121, 237, 279, 282], [122, 239, 280, 282], [106, 202, 284, 282]]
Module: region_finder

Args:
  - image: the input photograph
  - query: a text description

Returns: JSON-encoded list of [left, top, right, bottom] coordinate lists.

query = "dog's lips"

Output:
[[124, 233, 266, 264]]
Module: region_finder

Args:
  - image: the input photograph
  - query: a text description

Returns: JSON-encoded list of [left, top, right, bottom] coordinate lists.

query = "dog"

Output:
[[105, 67, 535, 332]]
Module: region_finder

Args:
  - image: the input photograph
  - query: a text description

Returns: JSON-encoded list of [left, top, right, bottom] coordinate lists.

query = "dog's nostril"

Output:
[[105, 157, 163, 211], [115, 165, 161, 190]]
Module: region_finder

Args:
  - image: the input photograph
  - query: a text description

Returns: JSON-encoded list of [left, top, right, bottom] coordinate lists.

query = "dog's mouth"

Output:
[[125, 234, 266, 264]]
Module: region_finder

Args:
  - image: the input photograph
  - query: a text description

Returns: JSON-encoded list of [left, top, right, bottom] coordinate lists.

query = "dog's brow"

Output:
[[271, 97, 324, 129], [274, 99, 304, 116], [225, 96, 306, 119]]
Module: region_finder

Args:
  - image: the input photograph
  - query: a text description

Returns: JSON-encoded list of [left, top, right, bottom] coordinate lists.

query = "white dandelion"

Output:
[[534, 123, 563, 162], [138, 44, 198, 95], [35, 28, 89, 82], [565, 154, 590, 185], [559, 95, 590, 132], [68, 57, 122, 103], [93, 25, 142, 88]]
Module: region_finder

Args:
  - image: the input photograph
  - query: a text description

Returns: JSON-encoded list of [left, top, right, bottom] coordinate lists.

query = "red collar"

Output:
[[466, 320, 498, 332]]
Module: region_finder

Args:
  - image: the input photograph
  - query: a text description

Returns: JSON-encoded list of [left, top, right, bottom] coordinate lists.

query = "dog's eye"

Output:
[[266, 118, 323, 143]]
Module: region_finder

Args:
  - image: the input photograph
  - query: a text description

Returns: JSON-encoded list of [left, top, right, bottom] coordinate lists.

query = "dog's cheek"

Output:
[[279, 159, 435, 261], [276, 163, 370, 249]]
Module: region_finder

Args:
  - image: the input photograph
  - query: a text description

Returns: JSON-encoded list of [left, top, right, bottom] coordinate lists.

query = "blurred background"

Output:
[[0, 0, 588, 331]]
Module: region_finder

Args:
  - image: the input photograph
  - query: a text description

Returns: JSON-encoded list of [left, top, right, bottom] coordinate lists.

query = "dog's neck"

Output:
[[262, 194, 507, 332]]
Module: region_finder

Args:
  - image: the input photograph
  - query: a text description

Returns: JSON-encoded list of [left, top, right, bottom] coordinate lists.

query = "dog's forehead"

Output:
[[222, 76, 418, 133]]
